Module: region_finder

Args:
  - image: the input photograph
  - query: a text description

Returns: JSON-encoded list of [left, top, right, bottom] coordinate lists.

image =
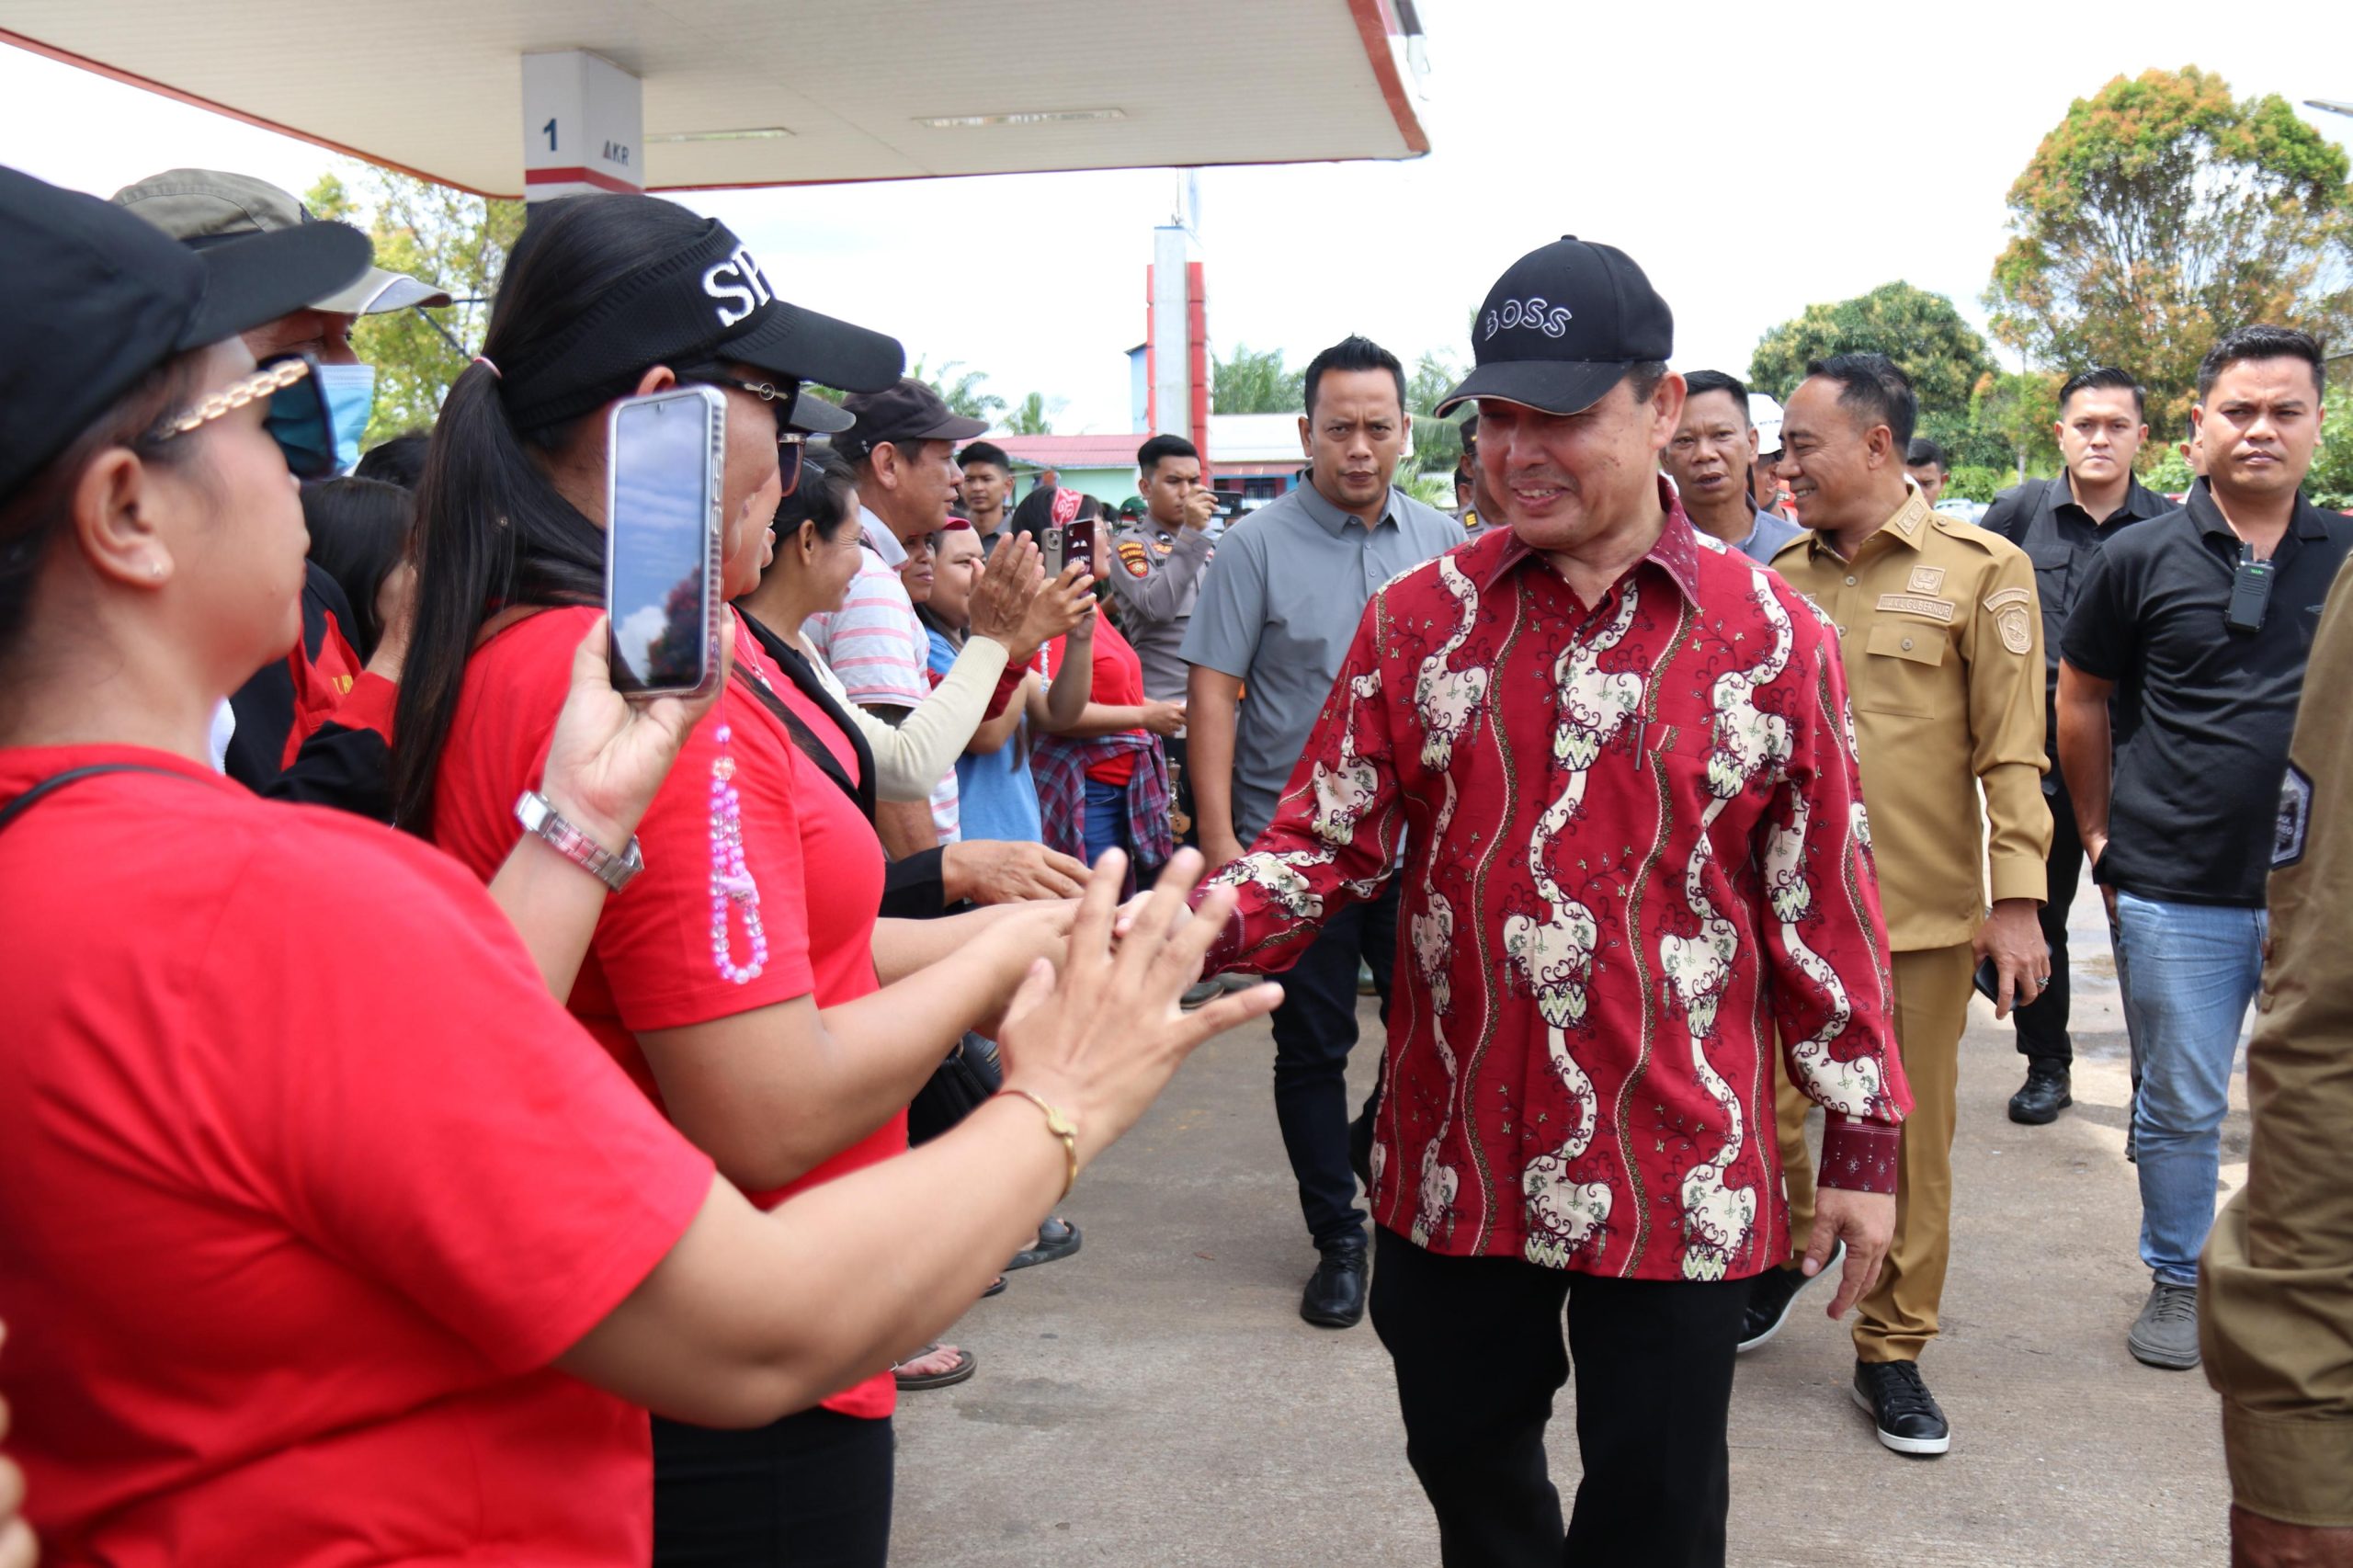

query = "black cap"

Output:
[[0, 164, 370, 502], [1435, 236, 1673, 418], [839, 379, 990, 455], [498, 210, 904, 429]]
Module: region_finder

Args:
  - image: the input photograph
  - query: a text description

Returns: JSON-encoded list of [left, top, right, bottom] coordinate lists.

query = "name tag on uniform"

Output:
[[1876, 593, 1955, 623]]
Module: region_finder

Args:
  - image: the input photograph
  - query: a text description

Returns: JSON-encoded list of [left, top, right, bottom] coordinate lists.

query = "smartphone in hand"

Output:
[[605, 385, 726, 699], [1062, 518, 1097, 577]]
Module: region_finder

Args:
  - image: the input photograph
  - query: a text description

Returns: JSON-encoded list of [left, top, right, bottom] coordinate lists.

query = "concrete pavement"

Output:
[[894, 882, 2243, 1564]]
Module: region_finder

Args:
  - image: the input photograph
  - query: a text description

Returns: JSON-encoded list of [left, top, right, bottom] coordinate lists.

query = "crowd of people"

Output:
[[1, 160, 2348, 1568]]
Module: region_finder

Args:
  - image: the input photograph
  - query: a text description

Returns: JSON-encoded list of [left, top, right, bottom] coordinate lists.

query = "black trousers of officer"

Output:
[[2012, 770, 2079, 1072], [1371, 1229, 1750, 1568], [1268, 879, 1398, 1252]]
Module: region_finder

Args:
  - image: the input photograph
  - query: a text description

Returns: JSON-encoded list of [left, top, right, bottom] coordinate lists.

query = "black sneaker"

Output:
[[1851, 1359, 1950, 1456], [1736, 1240, 1844, 1353], [2007, 1065, 2072, 1125]]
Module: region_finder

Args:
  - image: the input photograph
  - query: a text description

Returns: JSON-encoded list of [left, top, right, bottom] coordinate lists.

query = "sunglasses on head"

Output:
[[150, 353, 340, 480], [692, 373, 807, 497]]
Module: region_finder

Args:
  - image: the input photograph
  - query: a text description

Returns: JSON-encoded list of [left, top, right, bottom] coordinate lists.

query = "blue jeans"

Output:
[[2114, 892, 2266, 1286], [1082, 778, 1127, 867]]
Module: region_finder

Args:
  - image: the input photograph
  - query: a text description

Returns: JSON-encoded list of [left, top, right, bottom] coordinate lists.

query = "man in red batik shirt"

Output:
[[1199, 238, 1910, 1568]]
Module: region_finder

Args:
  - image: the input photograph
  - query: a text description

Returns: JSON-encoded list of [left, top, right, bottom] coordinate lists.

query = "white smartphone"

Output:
[[605, 384, 726, 699]]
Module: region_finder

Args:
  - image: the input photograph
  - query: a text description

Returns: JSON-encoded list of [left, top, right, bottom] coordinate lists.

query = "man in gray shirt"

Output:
[[1661, 369, 1802, 563], [1182, 335, 1461, 1330]]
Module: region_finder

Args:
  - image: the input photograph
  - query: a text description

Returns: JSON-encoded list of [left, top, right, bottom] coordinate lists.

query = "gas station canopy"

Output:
[[0, 0, 1429, 196]]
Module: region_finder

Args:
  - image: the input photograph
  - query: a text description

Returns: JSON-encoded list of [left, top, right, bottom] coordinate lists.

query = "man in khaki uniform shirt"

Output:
[[2201, 560, 2353, 1562], [1760, 354, 2052, 1457]]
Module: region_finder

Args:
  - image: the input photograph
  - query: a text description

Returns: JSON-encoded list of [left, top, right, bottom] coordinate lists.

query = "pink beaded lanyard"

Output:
[[709, 721, 768, 983]]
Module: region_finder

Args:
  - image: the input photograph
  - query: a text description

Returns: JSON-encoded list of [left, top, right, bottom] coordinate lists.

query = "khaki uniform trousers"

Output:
[[1776, 940, 1974, 1363]]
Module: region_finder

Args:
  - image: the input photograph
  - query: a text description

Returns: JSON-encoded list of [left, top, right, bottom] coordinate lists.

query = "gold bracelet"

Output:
[[999, 1088, 1079, 1203]]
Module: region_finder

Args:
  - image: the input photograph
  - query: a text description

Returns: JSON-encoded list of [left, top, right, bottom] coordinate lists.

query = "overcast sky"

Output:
[[6, 1, 2349, 434]]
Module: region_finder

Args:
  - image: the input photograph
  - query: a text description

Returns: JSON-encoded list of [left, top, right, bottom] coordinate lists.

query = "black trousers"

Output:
[[1268, 880, 1398, 1251], [653, 1409, 893, 1567], [2012, 771, 2081, 1071], [1370, 1230, 1749, 1568]]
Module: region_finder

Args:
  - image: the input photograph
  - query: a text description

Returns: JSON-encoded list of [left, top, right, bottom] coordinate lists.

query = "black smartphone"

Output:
[[605, 385, 726, 699], [1972, 956, 2001, 1004]]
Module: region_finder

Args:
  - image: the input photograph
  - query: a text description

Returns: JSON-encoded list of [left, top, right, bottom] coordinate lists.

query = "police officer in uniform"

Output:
[[2202, 560, 2353, 1565], [1105, 433, 1218, 846], [1757, 354, 2052, 1458]]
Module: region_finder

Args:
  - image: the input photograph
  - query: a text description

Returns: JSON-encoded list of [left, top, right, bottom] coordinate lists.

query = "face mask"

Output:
[[313, 362, 378, 472]]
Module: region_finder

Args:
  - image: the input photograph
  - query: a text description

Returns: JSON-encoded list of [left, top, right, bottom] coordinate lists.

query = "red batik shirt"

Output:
[[1206, 487, 1910, 1282]]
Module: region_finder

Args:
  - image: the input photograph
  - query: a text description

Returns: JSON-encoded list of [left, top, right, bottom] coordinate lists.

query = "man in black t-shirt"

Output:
[[2057, 325, 2353, 1375], [1979, 368, 2169, 1125]]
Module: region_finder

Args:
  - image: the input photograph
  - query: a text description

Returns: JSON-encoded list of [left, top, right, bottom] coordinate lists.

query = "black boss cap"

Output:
[[1437, 236, 1674, 418], [0, 163, 370, 502]]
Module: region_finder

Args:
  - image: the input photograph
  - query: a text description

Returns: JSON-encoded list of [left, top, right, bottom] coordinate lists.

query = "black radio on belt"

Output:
[[2225, 544, 2274, 634]]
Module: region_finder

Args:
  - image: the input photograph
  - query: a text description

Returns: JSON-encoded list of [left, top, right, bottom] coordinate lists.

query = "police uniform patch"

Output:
[[1116, 540, 1150, 578], [1997, 605, 2032, 654], [1151, 535, 1175, 555], [1983, 586, 2032, 612], [2275, 763, 2313, 869]]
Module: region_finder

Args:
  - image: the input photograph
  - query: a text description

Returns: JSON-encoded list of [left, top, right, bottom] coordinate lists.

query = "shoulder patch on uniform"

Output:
[[1996, 604, 2033, 654], [2275, 763, 2313, 869], [1877, 593, 1955, 622], [1116, 540, 1150, 577], [1983, 586, 2032, 613]]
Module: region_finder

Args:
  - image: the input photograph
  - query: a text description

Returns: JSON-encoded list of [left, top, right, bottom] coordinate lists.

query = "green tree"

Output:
[[1985, 66, 2353, 436], [1747, 281, 1998, 416], [2310, 384, 2353, 508], [909, 357, 1004, 423], [1003, 392, 1061, 436], [1404, 349, 1467, 474], [1212, 344, 1303, 414], [306, 169, 524, 445], [1972, 369, 2064, 483]]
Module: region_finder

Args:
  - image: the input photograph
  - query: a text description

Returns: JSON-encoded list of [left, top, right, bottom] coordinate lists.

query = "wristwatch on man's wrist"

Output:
[[513, 790, 643, 892]]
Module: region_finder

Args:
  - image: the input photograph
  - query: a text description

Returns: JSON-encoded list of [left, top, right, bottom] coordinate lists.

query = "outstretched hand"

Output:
[[1805, 1187, 1895, 1320], [995, 849, 1281, 1164], [540, 615, 733, 852]]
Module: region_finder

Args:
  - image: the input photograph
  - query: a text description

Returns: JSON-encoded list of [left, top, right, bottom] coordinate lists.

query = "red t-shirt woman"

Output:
[[389, 199, 1084, 1562]]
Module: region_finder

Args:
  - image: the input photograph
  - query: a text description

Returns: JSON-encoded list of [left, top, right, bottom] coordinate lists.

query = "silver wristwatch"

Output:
[[513, 791, 643, 892]]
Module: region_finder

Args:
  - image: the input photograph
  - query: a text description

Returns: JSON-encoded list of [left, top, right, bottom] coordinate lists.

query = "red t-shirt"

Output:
[[0, 745, 714, 1566], [1047, 615, 1147, 786], [429, 607, 897, 1419]]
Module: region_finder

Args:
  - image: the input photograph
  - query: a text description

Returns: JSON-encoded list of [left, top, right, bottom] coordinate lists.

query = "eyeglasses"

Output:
[[151, 354, 339, 480], [695, 373, 807, 497]]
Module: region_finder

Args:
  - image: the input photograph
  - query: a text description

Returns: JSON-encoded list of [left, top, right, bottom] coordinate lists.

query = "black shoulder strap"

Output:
[[735, 612, 880, 824], [0, 763, 199, 835]]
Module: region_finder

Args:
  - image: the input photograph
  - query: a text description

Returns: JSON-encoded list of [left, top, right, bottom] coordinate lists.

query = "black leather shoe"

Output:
[[1736, 1240, 1843, 1353], [1300, 1244, 1369, 1328], [2007, 1065, 2073, 1125], [1852, 1359, 1950, 1456]]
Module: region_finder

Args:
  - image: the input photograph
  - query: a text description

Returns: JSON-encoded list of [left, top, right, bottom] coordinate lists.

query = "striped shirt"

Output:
[[804, 509, 959, 842]]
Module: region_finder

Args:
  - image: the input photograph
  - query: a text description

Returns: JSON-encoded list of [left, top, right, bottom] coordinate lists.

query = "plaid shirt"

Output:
[[1032, 732, 1173, 873], [1205, 488, 1909, 1281]]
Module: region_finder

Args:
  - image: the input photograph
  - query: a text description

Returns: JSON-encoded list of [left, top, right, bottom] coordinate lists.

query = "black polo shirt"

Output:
[[2063, 481, 2353, 906], [1982, 472, 2170, 696]]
